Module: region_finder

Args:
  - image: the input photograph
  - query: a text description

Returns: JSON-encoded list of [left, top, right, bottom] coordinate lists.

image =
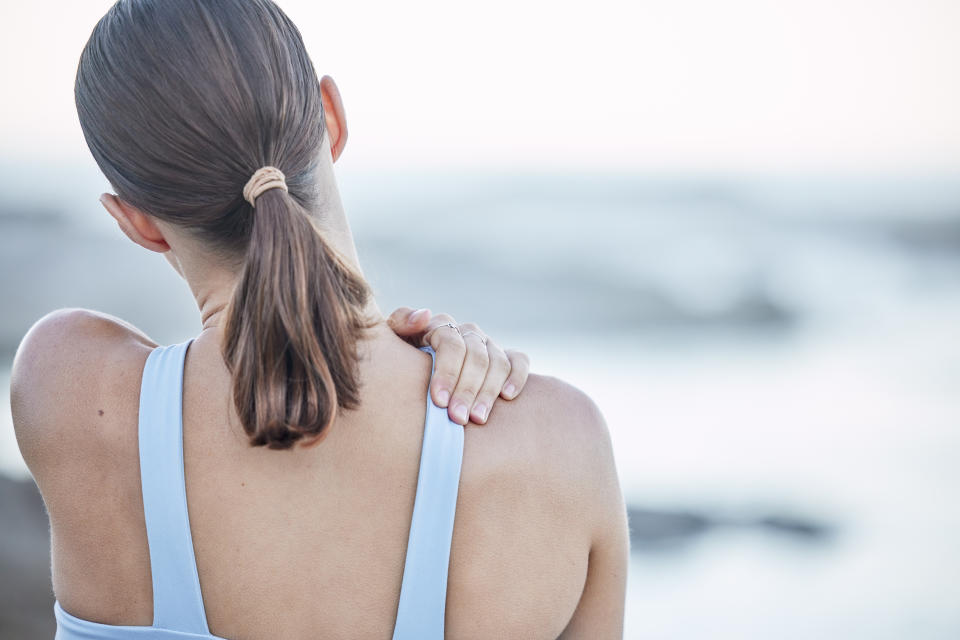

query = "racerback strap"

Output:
[[392, 347, 466, 638], [136, 341, 463, 638], [138, 339, 209, 634]]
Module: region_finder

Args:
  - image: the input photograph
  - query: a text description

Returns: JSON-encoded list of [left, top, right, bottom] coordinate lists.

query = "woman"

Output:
[[11, 0, 628, 638]]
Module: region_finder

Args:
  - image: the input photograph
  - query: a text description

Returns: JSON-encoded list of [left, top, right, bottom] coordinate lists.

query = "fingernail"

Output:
[[503, 383, 516, 398], [452, 403, 468, 423], [409, 308, 428, 325], [437, 389, 450, 406], [472, 404, 487, 422]]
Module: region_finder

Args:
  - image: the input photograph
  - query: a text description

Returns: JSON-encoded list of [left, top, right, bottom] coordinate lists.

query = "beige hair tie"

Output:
[[243, 166, 288, 206]]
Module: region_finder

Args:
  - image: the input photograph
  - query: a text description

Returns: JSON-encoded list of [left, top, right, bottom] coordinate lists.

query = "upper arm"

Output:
[[11, 308, 154, 477], [11, 308, 159, 620], [446, 374, 627, 637], [557, 390, 629, 639]]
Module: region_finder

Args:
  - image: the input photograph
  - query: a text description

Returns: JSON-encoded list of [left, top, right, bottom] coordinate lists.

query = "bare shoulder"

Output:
[[464, 372, 617, 505], [11, 308, 159, 621], [11, 308, 156, 476], [448, 373, 624, 636]]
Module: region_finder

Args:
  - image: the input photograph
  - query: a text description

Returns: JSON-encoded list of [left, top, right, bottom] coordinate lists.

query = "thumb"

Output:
[[387, 307, 431, 338]]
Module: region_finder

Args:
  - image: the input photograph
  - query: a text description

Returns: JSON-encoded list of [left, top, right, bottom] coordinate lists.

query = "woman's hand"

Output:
[[387, 307, 530, 426]]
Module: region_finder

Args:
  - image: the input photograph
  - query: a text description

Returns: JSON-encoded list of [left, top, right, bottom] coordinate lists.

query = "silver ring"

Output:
[[461, 330, 487, 345], [424, 322, 462, 343], [438, 322, 462, 336]]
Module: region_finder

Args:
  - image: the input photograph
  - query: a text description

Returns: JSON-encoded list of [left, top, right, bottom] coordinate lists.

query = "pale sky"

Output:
[[1, 0, 959, 172]]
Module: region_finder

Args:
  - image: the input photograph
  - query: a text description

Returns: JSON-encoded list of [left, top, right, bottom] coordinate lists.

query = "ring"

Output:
[[461, 330, 487, 345], [424, 322, 462, 343], [438, 322, 462, 336]]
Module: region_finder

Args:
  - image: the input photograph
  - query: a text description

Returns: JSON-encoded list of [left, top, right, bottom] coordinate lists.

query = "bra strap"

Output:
[[138, 339, 209, 634], [392, 347, 466, 638]]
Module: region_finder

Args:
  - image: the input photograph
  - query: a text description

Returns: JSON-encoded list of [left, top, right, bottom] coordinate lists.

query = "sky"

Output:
[[1, 0, 959, 173]]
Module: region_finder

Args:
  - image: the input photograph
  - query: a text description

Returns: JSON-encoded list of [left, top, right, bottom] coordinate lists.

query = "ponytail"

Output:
[[74, 0, 372, 448], [222, 187, 371, 449]]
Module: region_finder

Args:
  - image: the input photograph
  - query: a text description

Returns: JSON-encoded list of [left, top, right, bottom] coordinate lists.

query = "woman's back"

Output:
[[14, 312, 626, 638], [15, 0, 628, 634]]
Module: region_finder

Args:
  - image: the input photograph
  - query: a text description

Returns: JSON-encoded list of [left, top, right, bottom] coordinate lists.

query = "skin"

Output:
[[10, 76, 628, 638]]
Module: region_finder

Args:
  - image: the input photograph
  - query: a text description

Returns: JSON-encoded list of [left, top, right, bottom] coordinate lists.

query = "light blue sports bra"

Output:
[[54, 339, 465, 639]]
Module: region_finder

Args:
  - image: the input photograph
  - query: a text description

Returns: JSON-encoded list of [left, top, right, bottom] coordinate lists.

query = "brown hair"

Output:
[[75, 0, 371, 449]]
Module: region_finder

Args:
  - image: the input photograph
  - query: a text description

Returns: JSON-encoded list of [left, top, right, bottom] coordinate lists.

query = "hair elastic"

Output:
[[243, 166, 288, 206]]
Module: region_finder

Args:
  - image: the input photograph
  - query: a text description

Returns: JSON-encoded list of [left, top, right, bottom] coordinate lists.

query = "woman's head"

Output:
[[76, 0, 371, 449]]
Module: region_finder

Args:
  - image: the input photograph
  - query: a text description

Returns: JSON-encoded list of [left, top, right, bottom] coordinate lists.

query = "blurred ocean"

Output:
[[1, 167, 959, 638]]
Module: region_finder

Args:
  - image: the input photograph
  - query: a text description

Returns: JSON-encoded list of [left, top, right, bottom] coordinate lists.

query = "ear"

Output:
[[320, 75, 348, 163], [99, 193, 171, 253]]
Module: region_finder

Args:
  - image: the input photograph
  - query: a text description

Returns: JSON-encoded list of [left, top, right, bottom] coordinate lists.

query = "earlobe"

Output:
[[320, 75, 348, 163], [99, 193, 171, 253]]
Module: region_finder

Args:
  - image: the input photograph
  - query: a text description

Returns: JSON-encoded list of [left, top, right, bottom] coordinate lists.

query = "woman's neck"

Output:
[[173, 180, 383, 335]]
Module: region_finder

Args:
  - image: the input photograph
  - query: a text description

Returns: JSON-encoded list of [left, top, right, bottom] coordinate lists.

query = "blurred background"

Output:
[[2, 0, 959, 638]]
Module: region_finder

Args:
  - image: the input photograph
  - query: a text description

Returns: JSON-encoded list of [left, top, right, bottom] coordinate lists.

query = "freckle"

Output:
[[241, 481, 246, 487], [98, 409, 104, 416]]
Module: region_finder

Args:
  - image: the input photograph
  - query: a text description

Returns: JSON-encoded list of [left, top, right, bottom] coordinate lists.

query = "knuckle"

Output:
[[508, 350, 530, 366], [454, 385, 481, 399], [438, 371, 460, 387], [487, 343, 508, 361], [491, 354, 511, 375], [438, 335, 467, 355], [467, 348, 490, 368]]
